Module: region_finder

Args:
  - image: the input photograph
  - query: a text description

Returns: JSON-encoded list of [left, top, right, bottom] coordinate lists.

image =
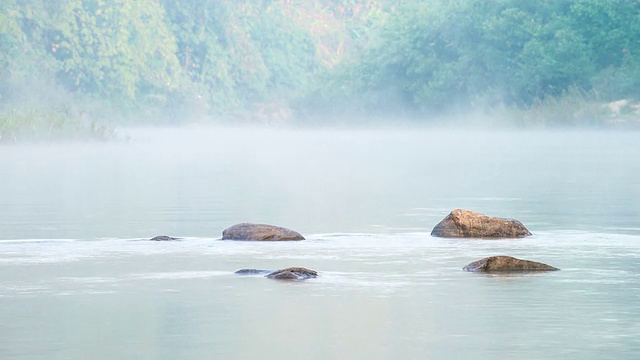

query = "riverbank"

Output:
[[0, 107, 114, 143], [501, 90, 640, 128], [2, 97, 640, 144]]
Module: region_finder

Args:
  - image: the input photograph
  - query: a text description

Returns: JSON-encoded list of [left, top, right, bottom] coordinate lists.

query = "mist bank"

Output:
[[3, 0, 640, 141]]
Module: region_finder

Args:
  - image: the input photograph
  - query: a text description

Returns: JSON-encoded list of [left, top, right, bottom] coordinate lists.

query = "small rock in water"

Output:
[[431, 209, 532, 238], [235, 269, 272, 275], [222, 223, 305, 241], [149, 235, 178, 241], [463, 256, 559, 272], [265, 267, 318, 280]]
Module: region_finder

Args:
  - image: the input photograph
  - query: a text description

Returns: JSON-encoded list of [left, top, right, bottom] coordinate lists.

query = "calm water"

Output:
[[1, 127, 639, 359]]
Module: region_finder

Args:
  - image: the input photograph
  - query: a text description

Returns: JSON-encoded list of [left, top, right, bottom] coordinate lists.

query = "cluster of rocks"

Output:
[[149, 208, 559, 279], [430, 209, 557, 273]]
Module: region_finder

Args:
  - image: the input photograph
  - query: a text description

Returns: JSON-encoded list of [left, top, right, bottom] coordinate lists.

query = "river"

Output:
[[1, 127, 639, 359]]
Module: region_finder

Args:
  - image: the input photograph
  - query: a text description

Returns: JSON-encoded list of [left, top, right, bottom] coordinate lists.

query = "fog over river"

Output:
[[1, 127, 639, 359]]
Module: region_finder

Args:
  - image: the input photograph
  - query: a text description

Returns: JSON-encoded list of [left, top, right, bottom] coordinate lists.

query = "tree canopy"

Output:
[[2, 0, 640, 127], [304, 0, 640, 120]]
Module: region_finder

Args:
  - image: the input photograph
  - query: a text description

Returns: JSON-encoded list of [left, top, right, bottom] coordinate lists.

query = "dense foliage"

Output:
[[1, 1, 380, 122], [304, 0, 640, 121], [2, 0, 640, 133]]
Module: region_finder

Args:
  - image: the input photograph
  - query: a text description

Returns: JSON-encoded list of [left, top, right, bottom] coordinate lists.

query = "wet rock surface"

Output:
[[431, 209, 532, 238], [463, 256, 559, 272], [149, 235, 178, 241], [222, 223, 305, 241], [235, 267, 318, 280], [266, 267, 318, 280], [235, 269, 272, 275]]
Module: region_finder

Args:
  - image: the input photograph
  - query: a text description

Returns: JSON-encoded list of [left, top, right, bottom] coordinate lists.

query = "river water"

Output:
[[1, 127, 639, 359]]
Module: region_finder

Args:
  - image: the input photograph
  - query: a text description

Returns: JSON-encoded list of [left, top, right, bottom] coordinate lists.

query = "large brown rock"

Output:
[[431, 209, 531, 238], [222, 223, 305, 241], [463, 256, 559, 272], [265, 267, 318, 280]]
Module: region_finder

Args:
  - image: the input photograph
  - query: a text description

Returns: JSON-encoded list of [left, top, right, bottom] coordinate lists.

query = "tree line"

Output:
[[303, 0, 640, 123], [2, 0, 640, 127]]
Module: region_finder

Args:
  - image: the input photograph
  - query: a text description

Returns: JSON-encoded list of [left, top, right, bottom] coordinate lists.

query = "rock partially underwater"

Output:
[[235, 267, 318, 280], [234, 269, 272, 275], [266, 267, 318, 280], [463, 256, 559, 272], [431, 209, 532, 238], [149, 235, 178, 241], [222, 223, 305, 241]]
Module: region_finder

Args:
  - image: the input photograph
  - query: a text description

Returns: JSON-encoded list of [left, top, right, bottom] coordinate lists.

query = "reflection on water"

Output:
[[1, 127, 640, 359]]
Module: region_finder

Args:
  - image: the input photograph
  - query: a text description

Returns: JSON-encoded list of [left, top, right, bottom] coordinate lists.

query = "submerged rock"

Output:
[[431, 209, 531, 238], [235, 269, 272, 275], [149, 235, 178, 241], [265, 267, 318, 280], [235, 267, 318, 280], [463, 256, 559, 272], [222, 223, 305, 241]]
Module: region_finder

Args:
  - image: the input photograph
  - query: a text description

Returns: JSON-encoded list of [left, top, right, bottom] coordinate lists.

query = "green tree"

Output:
[[50, 0, 181, 103], [303, 0, 640, 119], [1, 0, 61, 83], [161, 0, 321, 115]]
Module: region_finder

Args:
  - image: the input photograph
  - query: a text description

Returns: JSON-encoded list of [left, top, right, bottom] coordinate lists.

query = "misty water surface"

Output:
[[1, 127, 639, 359], [1, 127, 638, 239]]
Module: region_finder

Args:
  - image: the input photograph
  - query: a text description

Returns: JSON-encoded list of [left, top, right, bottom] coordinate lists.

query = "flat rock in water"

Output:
[[463, 256, 559, 272], [235, 269, 272, 275], [222, 223, 305, 241], [431, 209, 532, 238], [149, 235, 178, 241], [265, 267, 318, 280]]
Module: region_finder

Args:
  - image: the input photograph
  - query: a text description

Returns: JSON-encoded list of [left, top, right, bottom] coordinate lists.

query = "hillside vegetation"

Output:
[[2, 0, 640, 138]]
